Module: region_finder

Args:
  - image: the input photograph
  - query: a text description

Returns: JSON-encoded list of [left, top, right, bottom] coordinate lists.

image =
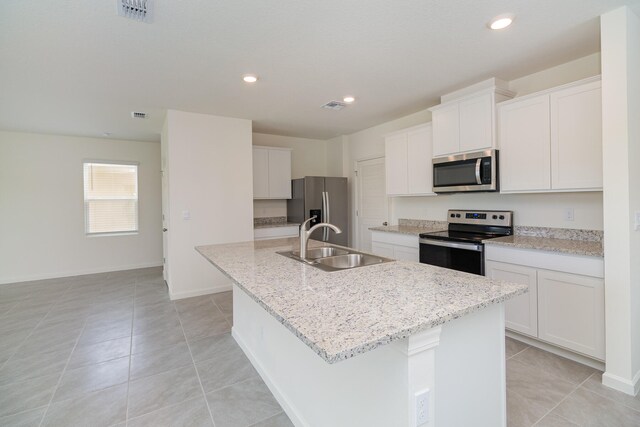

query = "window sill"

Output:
[[86, 231, 139, 238]]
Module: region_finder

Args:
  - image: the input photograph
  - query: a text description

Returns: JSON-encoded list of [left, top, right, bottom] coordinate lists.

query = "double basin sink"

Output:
[[278, 246, 393, 272]]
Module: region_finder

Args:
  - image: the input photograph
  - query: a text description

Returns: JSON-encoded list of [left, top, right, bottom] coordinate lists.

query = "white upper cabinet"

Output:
[[385, 123, 435, 196], [430, 79, 514, 158], [498, 77, 602, 193], [550, 81, 603, 190], [499, 94, 551, 192], [252, 146, 292, 199]]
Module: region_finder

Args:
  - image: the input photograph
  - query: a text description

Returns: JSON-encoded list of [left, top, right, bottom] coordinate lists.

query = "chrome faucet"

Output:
[[299, 216, 342, 260]]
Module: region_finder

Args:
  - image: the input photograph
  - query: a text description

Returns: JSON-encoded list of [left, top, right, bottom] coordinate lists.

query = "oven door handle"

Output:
[[419, 238, 483, 252], [475, 158, 482, 185]]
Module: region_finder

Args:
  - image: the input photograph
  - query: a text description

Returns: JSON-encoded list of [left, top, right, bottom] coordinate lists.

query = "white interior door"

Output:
[[356, 157, 388, 252]]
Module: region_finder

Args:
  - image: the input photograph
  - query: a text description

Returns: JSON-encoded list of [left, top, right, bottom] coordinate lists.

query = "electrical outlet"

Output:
[[182, 210, 191, 220], [635, 212, 640, 231], [564, 208, 574, 221], [415, 389, 429, 426]]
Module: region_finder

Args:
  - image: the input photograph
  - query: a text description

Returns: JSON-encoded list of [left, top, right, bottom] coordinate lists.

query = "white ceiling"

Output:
[[1, 0, 639, 142]]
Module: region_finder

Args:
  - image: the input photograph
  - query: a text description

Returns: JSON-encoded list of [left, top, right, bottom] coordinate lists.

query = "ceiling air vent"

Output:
[[117, 0, 152, 22], [131, 111, 147, 119], [321, 100, 347, 111]]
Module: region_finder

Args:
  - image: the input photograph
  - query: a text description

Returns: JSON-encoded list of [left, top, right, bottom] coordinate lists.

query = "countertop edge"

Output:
[[483, 238, 604, 258]]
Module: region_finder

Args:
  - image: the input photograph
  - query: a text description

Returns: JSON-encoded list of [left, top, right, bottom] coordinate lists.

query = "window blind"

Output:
[[83, 162, 138, 234]]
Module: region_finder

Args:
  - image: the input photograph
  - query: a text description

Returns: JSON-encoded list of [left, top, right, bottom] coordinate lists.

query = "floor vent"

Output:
[[131, 111, 147, 119], [117, 0, 152, 22], [321, 100, 347, 111]]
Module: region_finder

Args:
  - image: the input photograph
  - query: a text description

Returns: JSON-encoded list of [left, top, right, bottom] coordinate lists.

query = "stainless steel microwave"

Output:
[[432, 149, 498, 193]]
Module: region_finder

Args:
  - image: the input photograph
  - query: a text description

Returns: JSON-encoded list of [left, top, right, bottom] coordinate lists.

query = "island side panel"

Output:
[[435, 302, 507, 427], [232, 285, 408, 427]]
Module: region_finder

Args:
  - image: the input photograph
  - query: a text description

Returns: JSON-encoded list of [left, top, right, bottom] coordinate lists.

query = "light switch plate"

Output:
[[635, 212, 640, 231], [182, 210, 191, 220]]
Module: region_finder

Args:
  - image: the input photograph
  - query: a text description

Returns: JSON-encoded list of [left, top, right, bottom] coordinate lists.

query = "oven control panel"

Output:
[[447, 210, 513, 227]]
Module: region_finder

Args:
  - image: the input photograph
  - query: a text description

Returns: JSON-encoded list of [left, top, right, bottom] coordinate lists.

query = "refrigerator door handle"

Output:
[[322, 191, 328, 241]]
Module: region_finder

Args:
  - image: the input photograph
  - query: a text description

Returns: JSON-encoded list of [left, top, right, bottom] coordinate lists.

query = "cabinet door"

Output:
[[371, 242, 396, 258], [485, 261, 538, 337], [385, 133, 408, 195], [459, 93, 493, 153], [394, 246, 419, 262], [252, 147, 269, 199], [432, 103, 459, 157], [550, 80, 602, 190], [268, 149, 292, 199], [537, 270, 605, 360], [407, 124, 434, 195], [498, 94, 551, 192]]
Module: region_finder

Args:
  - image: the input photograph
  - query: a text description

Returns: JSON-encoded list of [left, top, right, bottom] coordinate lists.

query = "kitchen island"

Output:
[[197, 238, 526, 427]]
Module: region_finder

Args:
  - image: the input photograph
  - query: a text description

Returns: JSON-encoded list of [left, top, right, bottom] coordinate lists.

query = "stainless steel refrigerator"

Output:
[[287, 177, 348, 246]]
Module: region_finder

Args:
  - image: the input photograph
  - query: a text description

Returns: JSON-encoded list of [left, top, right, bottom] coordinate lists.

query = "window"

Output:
[[83, 161, 139, 235]]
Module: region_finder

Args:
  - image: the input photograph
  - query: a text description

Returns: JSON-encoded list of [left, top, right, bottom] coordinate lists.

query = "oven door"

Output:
[[419, 238, 485, 275]]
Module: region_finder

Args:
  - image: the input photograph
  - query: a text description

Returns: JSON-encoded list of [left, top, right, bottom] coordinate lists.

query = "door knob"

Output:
[[382, 222, 388, 226], [163, 228, 168, 232]]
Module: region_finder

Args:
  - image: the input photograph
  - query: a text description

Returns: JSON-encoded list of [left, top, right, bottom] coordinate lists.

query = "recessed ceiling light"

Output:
[[489, 14, 514, 30], [102, 132, 112, 137], [243, 75, 258, 83], [343, 96, 355, 103]]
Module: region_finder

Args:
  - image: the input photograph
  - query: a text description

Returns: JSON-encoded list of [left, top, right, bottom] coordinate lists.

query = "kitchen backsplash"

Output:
[[514, 226, 603, 242], [398, 218, 448, 228], [254, 216, 287, 227]]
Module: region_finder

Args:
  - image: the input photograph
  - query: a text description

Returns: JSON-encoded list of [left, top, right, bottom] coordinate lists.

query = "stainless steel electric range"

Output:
[[419, 209, 513, 275]]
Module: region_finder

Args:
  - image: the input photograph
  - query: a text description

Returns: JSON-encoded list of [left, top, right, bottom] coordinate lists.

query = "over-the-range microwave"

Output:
[[432, 149, 499, 193]]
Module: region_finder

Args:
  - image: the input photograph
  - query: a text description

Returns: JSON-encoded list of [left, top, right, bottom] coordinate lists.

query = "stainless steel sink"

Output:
[[290, 247, 349, 260], [277, 246, 393, 271], [315, 253, 387, 270]]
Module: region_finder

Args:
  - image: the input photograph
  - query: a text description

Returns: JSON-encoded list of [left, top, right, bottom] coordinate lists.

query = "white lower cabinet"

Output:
[[370, 231, 419, 262], [485, 245, 604, 360]]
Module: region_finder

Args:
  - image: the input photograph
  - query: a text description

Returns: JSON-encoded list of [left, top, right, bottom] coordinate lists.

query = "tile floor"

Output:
[[1, 267, 639, 426], [0, 267, 292, 427]]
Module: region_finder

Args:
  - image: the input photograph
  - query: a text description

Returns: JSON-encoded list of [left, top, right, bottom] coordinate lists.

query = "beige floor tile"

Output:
[[506, 358, 576, 411], [506, 388, 549, 427], [0, 347, 71, 387], [189, 333, 237, 363], [42, 383, 127, 427], [581, 372, 640, 412], [130, 341, 192, 380], [131, 324, 187, 354], [127, 396, 213, 427], [196, 344, 258, 393], [0, 374, 60, 417], [53, 356, 129, 402], [127, 365, 203, 418], [250, 412, 294, 427], [505, 337, 529, 359], [0, 406, 47, 427], [207, 377, 282, 427], [78, 319, 132, 346], [535, 413, 579, 426], [552, 387, 640, 426], [68, 337, 131, 369], [511, 346, 596, 385]]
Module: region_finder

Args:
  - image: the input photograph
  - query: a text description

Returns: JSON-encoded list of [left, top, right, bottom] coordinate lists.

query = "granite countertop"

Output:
[[483, 235, 604, 257], [196, 238, 527, 364], [254, 222, 300, 229], [368, 224, 445, 236]]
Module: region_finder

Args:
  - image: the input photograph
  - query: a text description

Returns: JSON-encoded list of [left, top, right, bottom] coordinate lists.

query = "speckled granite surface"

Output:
[[483, 235, 604, 257], [254, 222, 299, 229], [196, 238, 527, 364], [369, 219, 447, 236], [254, 216, 288, 227], [514, 226, 603, 242]]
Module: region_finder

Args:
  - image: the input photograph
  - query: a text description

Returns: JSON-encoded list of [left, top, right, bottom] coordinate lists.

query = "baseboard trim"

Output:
[[232, 327, 307, 427], [602, 370, 640, 397], [0, 261, 164, 285], [168, 283, 232, 300], [506, 330, 605, 372]]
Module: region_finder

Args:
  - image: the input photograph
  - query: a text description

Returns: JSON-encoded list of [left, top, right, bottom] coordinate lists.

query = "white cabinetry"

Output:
[[429, 80, 514, 157], [371, 231, 419, 262], [385, 124, 435, 196], [485, 245, 604, 360], [252, 146, 292, 199], [498, 77, 602, 193]]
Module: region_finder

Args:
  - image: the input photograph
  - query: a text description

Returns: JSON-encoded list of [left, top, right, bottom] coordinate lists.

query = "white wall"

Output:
[[341, 53, 604, 246], [0, 131, 162, 284], [164, 110, 253, 299], [601, 6, 640, 396]]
